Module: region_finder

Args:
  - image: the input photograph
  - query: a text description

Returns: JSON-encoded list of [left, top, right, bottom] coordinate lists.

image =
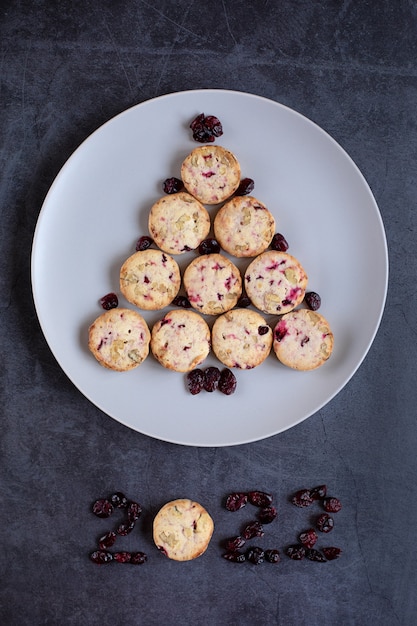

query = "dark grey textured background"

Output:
[[1, 1, 416, 624]]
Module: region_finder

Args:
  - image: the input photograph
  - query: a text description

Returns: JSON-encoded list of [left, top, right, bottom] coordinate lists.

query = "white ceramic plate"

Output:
[[31, 90, 388, 447]]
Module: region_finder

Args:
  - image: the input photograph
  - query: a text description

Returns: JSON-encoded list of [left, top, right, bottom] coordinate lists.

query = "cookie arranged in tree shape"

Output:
[[183, 253, 242, 316], [213, 195, 275, 258], [148, 192, 210, 255], [181, 145, 241, 205], [212, 309, 273, 369], [273, 309, 334, 370], [150, 309, 210, 372], [120, 249, 180, 311], [88, 308, 150, 371], [153, 499, 214, 561], [244, 250, 308, 315]]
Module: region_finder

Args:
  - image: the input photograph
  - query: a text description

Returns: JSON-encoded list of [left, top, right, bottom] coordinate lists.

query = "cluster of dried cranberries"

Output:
[[285, 485, 342, 561], [186, 367, 237, 395], [190, 113, 223, 143], [222, 491, 279, 564], [89, 492, 147, 565]]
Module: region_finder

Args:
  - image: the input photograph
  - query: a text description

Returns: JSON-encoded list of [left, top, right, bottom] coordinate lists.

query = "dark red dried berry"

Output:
[[299, 528, 318, 549], [285, 545, 306, 560], [130, 551, 147, 565], [116, 521, 135, 536], [246, 546, 264, 565], [204, 115, 223, 137], [127, 501, 142, 522], [186, 369, 205, 395], [109, 492, 128, 508], [236, 295, 251, 308], [198, 238, 221, 255], [322, 547, 342, 560], [310, 484, 327, 500], [92, 499, 114, 518], [323, 497, 342, 513], [98, 531, 117, 550], [190, 113, 223, 142], [306, 548, 327, 562], [113, 551, 132, 563], [316, 513, 334, 533], [247, 491, 273, 507], [90, 550, 113, 564], [223, 552, 246, 563], [304, 291, 322, 311], [225, 492, 248, 512], [242, 521, 264, 540], [135, 235, 153, 252], [258, 325, 270, 336], [172, 295, 192, 308], [264, 549, 280, 564], [100, 292, 118, 310], [218, 368, 237, 395], [163, 177, 184, 194], [291, 489, 313, 507], [270, 233, 289, 252], [203, 366, 221, 392], [235, 177, 255, 196], [224, 536, 246, 552], [257, 506, 277, 524]]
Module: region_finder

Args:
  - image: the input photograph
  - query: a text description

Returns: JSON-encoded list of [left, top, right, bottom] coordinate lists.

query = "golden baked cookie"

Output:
[[88, 308, 150, 371], [120, 249, 181, 311], [181, 145, 241, 205], [213, 195, 275, 257], [273, 308, 334, 370], [151, 309, 210, 372], [183, 253, 242, 316], [244, 250, 308, 315], [153, 499, 214, 561], [148, 192, 210, 255], [212, 308, 273, 369]]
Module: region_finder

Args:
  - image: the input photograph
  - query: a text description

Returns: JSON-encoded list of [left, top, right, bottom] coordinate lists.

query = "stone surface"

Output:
[[1, 1, 416, 624]]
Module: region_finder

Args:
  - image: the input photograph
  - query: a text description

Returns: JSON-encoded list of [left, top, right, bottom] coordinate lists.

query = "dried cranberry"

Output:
[[186, 369, 204, 395], [299, 528, 318, 549], [270, 233, 289, 252], [225, 492, 248, 512], [291, 489, 313, 507], [198, 238, 221, 255], [235, 177, 255, 196], [323, 497, 342, 513], [246, 546, 264, 565], [92, 499, 114, 518], [163, 177, 184, 194], [127, 501, 142, 522], [172, 295, 192, 308], [304, 291, 321, 311], [116, 521, 135, 536], [100, 292, 118, 310], [306, 548, 327, 562], [130, 551, 147, 565], [285, 545, 306, 560], [257, 506, 277, 524], [258, 325, 270, 336], [223, 552, 246, 563], [236, 295, 251, 308], [224, 536, 246, 552], [242, 521, 264, 540], [135, 235, 153, 252], [264, 549, 280, 564], [113, 551, 132, 563], [247, 491, 273, 507], [98, 531, 117, 550], [203, 366, 221, 392], [218, 368, 237, 395], [310, 484, 327, 500], [190, 113, 223, 142], [322, 547, 342, 560], [109, 492, 128, 508], [90, 550, 113, 564], [316, 513, 334, 533]]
